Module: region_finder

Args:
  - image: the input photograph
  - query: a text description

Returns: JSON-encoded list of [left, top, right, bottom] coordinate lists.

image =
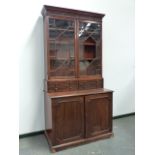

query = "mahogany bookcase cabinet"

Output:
[[41, 5, 113, 152]]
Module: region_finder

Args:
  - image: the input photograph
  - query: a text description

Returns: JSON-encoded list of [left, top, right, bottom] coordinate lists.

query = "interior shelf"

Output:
[[80, 58, 94, 61], [49, 40, 74, 44], [49, 56, 75, 60], [48, 27, 74, 31], [79, 42, 95, 46]]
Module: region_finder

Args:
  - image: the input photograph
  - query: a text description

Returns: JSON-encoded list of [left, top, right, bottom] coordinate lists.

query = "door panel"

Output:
[[85, 93, 112, 137], [48, 17, 76, 78], [78, 21, 102, 76], [52, 96, 84, 145]]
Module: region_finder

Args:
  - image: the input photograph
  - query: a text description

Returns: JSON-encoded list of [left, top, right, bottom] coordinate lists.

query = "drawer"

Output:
[[69, 81, 78, 91], [78, 80, 97, 90], [47, 79, 102, 92], [96, 79, 103, 88], [55, 82, 70, 92], [48, 81, 69, 92], [47, 81, 78, 92], [47, 81, 56, 92]]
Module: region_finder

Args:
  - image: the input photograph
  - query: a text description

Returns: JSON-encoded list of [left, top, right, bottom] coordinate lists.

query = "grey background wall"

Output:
[[19, 0, 134, 134]]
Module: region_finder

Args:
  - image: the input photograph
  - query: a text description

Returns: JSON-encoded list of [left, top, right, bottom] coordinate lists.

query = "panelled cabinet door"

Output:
[[85, 93, 112, 138], [52, 96, 84, 145]]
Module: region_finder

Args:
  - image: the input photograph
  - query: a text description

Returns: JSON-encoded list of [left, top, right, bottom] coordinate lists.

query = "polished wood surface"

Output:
[[52, 96, 84, 145], [48, 88, 113, 98], [41, 5, 105, 21], [42, 5, 113, 152], [85, 93, 112, 137], [46, 78, 103, 93]]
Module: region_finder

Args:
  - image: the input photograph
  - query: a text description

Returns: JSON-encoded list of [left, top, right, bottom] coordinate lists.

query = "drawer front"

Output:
[[47, 81, 56, 92], [47, 81, 78, 92], [97, 79, 103, 88], [47, 79, 103, 92], [78, 80, 97, 90], [55, 82, 70, 92], [69, 81, 78, 91], [47, 81, 69, 92]]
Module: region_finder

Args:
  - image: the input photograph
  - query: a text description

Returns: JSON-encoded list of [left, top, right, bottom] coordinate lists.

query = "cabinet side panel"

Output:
[[43, 16, 49, 80], [44, 93, 52, 139]]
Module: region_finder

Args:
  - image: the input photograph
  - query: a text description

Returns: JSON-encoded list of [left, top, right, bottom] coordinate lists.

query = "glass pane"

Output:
[[49, 18, 75, 77], [49, 18, 74, 29], [78, 22, 102, 76]]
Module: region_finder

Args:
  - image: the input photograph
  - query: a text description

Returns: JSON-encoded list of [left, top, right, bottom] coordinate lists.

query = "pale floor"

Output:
[[19, 116, 135, 155]]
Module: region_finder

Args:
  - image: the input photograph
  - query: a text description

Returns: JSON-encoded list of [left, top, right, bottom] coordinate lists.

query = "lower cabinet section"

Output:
[[45, 90, 113, 152]]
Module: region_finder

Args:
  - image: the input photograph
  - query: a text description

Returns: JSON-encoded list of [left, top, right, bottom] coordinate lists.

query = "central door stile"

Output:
[[75, 19, 79, 78]]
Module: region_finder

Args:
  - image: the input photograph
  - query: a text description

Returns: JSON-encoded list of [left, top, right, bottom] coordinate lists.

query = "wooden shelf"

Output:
[[50, 68, 75, 71], [79, 30, 100, 35], [49, 40, 74, 44], [49, 27, 74, 31], [49, 56, 75, 60], [80, 42, 96, 46], [80, 58, 94, 61]]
